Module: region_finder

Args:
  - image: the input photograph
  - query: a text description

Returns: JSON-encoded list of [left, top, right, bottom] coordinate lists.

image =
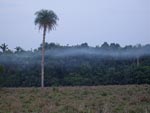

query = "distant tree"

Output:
[[101, 42, 109, 49], [115, 43, 121, 49], [110, 43, 116, 50], [110, 43, 120, 50], [35, 9, 59, 88], [0, 43, 8, 53], [15, 46, 24, 53], [49, 43, 60, 49], [80, 43, 89, 48], [38, 42, 61, 50], [123, 45, 133, 50]]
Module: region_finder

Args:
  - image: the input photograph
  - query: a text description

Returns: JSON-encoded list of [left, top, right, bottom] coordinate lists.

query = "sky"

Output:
[[0, 0, 150, 50]]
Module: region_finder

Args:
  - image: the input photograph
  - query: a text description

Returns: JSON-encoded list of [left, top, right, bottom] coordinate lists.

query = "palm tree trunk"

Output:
[[41, 27, 46, 88]]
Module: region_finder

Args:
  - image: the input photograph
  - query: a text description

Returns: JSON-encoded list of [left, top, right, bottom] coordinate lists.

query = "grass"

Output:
[[0, 85, 150, 113]]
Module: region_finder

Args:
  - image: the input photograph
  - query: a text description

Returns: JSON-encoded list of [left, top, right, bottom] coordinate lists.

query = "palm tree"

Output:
[[0, 43, 8, 53], [35, 9, 59, 88]]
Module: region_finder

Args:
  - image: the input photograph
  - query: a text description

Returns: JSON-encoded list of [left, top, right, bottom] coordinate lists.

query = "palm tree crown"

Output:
[[35, 9, 59, 31]]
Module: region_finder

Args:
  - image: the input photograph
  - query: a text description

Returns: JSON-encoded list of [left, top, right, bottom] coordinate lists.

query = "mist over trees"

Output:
[[0, 42, 150, 87]]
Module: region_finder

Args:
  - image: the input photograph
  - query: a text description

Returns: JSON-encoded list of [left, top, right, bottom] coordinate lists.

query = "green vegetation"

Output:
[[0, 42, 150, 87], [0, 85, 150, 113], [0, 65, 3, 73]]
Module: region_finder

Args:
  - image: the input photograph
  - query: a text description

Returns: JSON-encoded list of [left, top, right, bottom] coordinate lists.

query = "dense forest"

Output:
[[0, 42, 150, 87]]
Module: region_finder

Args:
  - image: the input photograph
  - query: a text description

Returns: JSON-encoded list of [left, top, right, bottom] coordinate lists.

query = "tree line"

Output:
[[0, 42, 148, 53], [0, 42, 150, 87]]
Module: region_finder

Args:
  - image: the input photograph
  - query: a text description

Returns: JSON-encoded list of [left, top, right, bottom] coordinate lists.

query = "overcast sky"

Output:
[[0, 0, 150, 50]]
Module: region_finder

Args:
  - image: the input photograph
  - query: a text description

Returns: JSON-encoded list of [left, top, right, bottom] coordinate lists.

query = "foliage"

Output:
[[0, 42, 150, 87], [0, 65, 3, 73], [34, 9, 59, 31], [0, 43, 8, 53], [15, 46, 25, 53]]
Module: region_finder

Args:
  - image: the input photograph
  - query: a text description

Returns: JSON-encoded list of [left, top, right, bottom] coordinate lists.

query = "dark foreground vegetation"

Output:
[[0, 85, 150, 113], [0, 42, 150, 87]]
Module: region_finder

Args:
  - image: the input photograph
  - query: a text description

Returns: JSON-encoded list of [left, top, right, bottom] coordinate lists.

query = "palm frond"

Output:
[[35, 9, 59, 32]]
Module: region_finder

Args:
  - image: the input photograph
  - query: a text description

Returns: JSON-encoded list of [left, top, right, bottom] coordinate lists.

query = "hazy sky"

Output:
[[0, 0, 150, 50]]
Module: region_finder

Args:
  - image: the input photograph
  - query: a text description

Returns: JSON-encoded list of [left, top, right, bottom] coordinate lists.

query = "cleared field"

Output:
[[0, 85, 150, 113]]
